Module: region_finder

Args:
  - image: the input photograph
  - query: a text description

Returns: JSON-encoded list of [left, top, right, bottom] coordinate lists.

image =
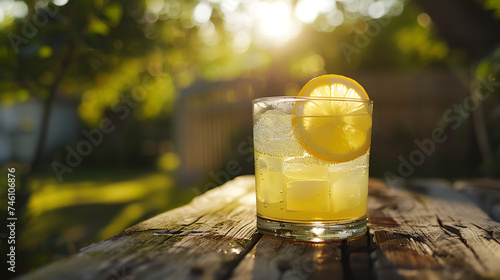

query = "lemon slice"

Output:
[[292, 75, 372, 163]]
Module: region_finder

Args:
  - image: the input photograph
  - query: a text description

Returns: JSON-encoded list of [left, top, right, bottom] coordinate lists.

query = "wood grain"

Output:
[[368, 178, 500, 280]]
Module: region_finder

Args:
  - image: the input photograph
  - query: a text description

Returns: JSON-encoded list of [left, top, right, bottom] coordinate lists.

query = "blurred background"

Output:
[[0, 0, 499, 275]]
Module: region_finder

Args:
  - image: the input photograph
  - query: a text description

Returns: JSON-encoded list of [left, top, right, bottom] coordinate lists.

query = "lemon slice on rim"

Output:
[[292, 74, 372, 163]]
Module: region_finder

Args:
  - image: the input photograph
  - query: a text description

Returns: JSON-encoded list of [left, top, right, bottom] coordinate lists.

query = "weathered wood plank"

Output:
[[19, 176, 260, 280], [18, 176, 500, 280], [368, 178, 500, 280]]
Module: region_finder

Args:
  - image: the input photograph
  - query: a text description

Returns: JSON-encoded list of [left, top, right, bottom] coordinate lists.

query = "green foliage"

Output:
[[0, 0, 418, 126], [484, 0, 500, 18], [0, 1, 206, 125], [395, 24, 449, 64]]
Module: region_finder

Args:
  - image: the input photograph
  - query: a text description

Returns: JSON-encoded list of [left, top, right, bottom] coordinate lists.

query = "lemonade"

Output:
[[253, 75, 373, 241]]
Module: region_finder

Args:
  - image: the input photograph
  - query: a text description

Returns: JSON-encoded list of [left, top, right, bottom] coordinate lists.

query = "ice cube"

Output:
[[330, 166, 368, 213], [255, 155, 283, 204], [275, 101, 294, 114], [284, 156, 328, 180], [286, 180, 330, 212], [328, 151, 369, 175], [253, 110, 304, 157]]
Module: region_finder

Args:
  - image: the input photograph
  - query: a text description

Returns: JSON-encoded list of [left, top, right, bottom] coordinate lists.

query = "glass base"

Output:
[[257, 215, 367, 241]]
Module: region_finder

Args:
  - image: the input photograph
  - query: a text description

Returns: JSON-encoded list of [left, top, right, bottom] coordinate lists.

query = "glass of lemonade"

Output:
[[252, 75, 373, 241]]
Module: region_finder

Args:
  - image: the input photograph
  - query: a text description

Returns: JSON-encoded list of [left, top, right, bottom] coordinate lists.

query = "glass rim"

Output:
[[252, 96, 373, 104]]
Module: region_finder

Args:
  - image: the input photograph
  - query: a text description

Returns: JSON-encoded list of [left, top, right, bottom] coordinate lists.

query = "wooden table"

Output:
[[20, 176, 500, 280]]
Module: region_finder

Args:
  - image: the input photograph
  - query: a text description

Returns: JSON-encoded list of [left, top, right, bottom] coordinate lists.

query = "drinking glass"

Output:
[[253, 96, 373, 241]]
